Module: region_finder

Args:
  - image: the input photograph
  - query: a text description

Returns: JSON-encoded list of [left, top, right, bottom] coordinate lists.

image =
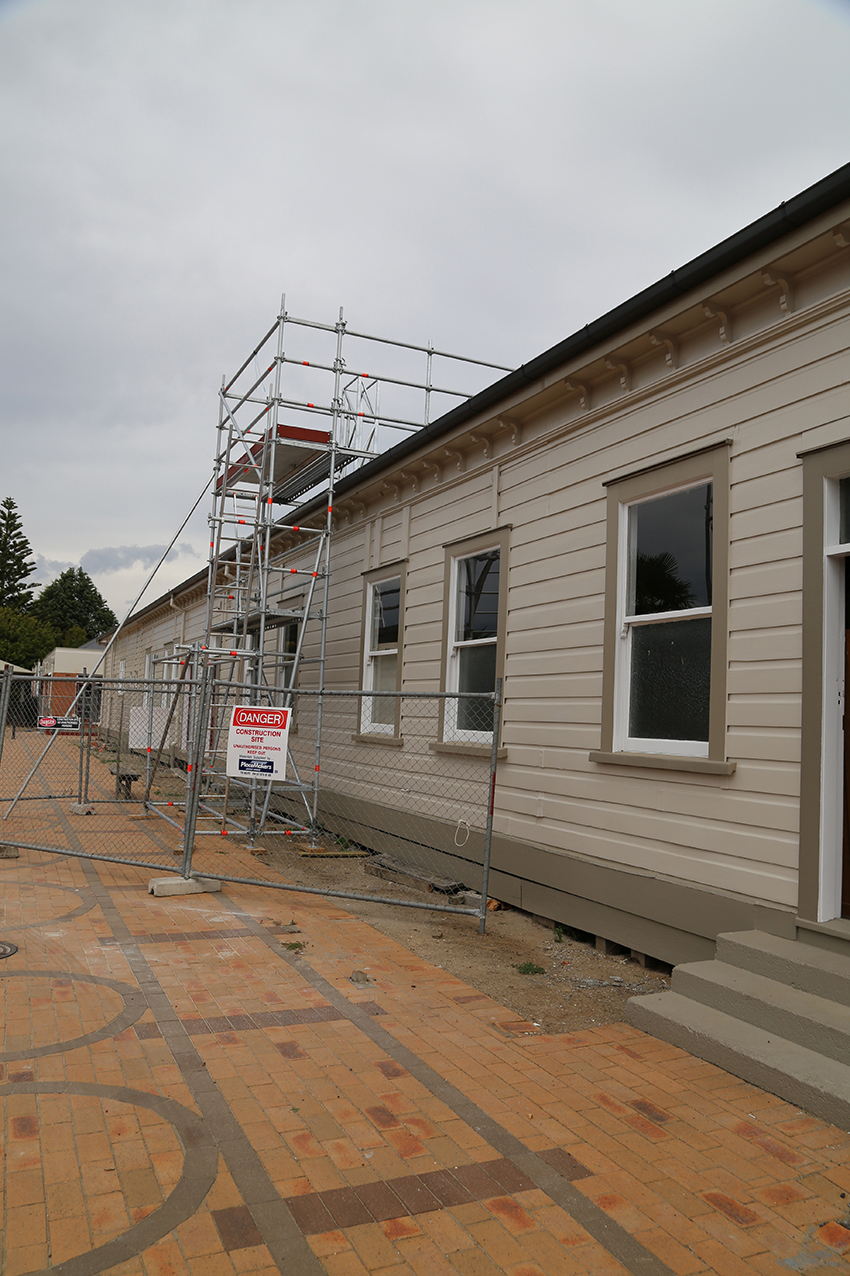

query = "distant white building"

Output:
[[37, 641, 104, 680], [35, 642, 105, 718]]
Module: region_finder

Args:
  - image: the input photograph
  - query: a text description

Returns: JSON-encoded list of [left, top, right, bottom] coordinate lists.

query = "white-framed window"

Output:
[[361, 574, 401, 734], [595, 443, 730, 770], [444, 546, 500, 743], [614, 480, 714, 757]]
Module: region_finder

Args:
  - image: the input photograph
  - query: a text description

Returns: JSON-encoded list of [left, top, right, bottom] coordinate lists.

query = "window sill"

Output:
[[429, 742, 508, 760], [588, 750, 736, 776], [351, 733, 404, 748]]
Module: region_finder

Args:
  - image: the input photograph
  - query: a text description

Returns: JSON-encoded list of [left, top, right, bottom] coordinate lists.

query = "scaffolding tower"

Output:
[[195, 297, 511, 843]]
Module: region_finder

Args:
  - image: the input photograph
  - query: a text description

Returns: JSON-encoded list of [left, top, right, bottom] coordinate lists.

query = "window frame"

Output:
[[359, 562, 406, 739], [595, 443, 730, 770], [615, 478, 714, 757], [440, 527, 510, 748], [276, 618, 300, 691]]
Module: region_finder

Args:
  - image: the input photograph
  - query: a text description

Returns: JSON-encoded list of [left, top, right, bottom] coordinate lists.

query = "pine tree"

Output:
[[0, 497, 38, 611], [31, 567, 117, 642]]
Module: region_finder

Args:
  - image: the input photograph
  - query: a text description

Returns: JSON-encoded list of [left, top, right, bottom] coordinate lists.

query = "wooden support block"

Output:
[[596, 935, 620, 956]]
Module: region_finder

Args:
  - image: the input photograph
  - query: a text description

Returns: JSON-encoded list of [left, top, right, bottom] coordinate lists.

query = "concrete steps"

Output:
[[627, 929, 850, 1130], [717, 930, 850, 1005]]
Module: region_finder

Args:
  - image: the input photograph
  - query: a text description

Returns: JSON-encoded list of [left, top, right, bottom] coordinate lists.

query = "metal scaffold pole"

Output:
[[308, 306, 345, 835], [0, 666, 12, 772], [194, 295, 512, 849]]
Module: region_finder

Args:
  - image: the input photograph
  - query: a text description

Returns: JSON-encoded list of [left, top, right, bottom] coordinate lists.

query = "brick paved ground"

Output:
[[2, 744, 850, 1274]]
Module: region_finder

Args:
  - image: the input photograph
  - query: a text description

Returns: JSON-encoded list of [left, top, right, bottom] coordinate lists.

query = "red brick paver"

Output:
[[2, 750, 850, 1275]]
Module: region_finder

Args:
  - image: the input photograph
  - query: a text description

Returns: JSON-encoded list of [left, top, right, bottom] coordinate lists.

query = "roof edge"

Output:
[[120, 161, 850, 630], [320, 160, 850, 506]]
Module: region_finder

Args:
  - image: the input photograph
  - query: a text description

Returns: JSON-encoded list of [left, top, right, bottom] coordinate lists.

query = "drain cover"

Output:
[[0, 941, 18, 959]]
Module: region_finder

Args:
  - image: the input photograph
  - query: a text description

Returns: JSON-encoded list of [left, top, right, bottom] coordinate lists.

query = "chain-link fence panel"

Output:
[[187, 682, 500, 922], [0, 671, 501, 925], [0, 672, 200, 873]]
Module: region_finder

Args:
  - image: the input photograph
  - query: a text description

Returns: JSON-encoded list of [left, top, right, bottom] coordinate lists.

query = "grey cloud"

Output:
[[80, 544, 198, 575], [3, 0, 850, 617], [35, 553, 76, 578], [81, 546, 166, 575]]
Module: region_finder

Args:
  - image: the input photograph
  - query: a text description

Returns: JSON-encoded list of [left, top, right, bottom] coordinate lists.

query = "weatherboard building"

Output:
[[105, 163, 850, 1122]]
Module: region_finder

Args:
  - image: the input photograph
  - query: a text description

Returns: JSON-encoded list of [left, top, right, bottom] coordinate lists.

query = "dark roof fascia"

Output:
[[298, 160, 850, 515]]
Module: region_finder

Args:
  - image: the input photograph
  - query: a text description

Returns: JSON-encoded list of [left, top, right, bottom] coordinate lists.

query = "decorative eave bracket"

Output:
[[469, 430, 491, 459], [834, 222, 850, 250], [604, 359, 631, 393], [496, 416, 522, 446], [702, 300, 732, 345], [443, 447, 464, 472], [564, 380, 591, 411], [339, 498, 366, 525], [649, 330, 678, 370], [762, 269, 793, 316]]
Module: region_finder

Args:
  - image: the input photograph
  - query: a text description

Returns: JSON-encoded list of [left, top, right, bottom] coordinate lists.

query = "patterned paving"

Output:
[[2, 837, 850, 1275], [1, 971, 146, 1059], [1, 1080, 216, 1273]]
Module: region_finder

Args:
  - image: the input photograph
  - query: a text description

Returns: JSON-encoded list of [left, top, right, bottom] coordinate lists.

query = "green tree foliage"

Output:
[[0, 607, 57, 669], [63, 624, 88, 648], [31, 567, 117, 642], [0, 497, 38, 611]]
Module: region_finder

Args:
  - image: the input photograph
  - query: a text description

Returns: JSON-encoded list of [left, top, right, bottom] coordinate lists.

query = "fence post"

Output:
[[115, 696, 125, 799], [83, 680, 94, 803], [479, 679, 502, 936], [180, 660, 213, 878], [0, 667, 12, 773], [77, 680, 85, 803]]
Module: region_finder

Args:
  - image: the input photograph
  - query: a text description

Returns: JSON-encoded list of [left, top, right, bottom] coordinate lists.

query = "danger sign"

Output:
[[226, 704, 290, 780], [38, 715, 80, 733]]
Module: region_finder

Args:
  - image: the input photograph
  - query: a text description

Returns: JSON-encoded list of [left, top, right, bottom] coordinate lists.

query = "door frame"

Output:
[[800, 439, 850, 922]]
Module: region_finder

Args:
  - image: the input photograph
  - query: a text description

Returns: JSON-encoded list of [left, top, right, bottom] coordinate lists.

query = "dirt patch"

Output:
[[340, 895, 670, 1033], [270, 853, 672, 1034]]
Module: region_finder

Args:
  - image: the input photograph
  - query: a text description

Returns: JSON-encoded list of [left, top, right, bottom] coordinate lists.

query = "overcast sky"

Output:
[[2, 0, 850, 622]]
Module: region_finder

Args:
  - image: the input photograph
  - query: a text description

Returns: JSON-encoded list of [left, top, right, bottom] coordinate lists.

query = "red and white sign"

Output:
[[38, 715, 80, 733], [226, 704, 290, 780]]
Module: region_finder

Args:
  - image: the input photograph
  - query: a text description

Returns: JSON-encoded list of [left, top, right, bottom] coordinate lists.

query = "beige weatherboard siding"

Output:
[[105, 167, 850, 961]]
